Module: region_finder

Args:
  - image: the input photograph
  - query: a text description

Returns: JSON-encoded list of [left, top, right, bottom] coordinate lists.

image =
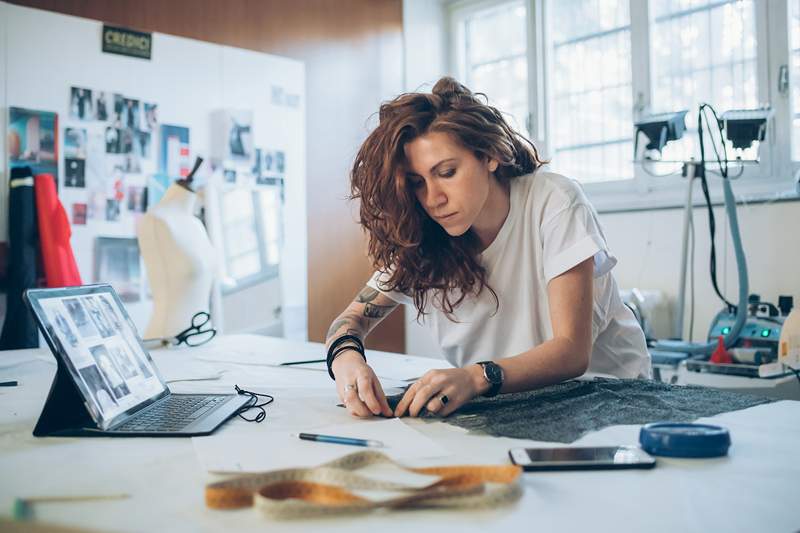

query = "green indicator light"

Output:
[[760, 329, 771, 338], [721, 327, 731, 334]]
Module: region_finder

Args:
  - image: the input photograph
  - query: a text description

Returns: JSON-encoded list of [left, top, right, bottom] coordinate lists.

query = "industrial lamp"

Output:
[[633, 110, 688, 158]]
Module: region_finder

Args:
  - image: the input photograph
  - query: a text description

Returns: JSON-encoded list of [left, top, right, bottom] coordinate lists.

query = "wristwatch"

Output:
[[476, 361, 504, 397]]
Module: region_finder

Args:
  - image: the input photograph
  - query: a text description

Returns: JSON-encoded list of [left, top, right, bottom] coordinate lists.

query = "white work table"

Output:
[[1, 334, 799, 532]]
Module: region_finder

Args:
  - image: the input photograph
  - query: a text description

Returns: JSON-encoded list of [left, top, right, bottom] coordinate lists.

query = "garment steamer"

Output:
[[648, 105, 795, 379]]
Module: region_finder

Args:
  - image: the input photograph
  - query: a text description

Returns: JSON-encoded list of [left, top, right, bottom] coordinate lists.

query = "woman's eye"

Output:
[[440, 169, 455, 177], [409, 178, 424, 188]]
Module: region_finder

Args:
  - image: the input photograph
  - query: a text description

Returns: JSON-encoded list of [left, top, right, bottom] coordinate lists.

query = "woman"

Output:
[[326, 77, 650, 419]]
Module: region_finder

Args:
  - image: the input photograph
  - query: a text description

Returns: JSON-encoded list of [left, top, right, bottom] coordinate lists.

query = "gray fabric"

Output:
[[387, 379, 773, 443]]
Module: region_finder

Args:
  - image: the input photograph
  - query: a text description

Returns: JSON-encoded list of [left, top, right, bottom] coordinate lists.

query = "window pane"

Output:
[[257, 187, 282, 266], [792, 0, 800, 160], [462, 1, 529, 136], [221, 188, 261, 283], [466, 2, 527, 65], [548, 0, 632, 183], [650, 0, 759, 161]]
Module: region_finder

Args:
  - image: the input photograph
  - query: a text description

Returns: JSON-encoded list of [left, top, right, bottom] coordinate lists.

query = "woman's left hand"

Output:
[[394, 367, 480, 417]]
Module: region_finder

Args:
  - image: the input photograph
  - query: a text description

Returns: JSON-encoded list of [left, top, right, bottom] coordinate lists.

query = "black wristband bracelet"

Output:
[[326, 334, 366, 380]]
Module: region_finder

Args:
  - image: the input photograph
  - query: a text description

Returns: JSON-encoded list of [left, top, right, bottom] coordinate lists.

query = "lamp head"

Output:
[[719, 107, 772, 150], [634, 110, 688, 157]]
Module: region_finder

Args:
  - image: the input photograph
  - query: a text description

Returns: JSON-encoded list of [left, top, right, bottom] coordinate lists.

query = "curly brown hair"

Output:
[[350, 77, 547, 318]]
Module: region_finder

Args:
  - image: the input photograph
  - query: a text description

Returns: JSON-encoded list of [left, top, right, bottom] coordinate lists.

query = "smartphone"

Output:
[[508, 445, 656, 471]]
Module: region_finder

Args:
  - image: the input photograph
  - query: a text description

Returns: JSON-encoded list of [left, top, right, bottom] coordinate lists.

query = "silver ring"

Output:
[[344, 383, 357, 393], [440, 394, 449, 406]]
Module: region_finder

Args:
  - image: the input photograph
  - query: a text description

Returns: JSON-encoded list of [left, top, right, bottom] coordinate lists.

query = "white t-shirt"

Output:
[[368, 171, 651, 379]]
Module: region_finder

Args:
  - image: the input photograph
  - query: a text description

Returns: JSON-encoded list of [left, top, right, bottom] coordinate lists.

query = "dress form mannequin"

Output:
[[137, 160, 216, 339]]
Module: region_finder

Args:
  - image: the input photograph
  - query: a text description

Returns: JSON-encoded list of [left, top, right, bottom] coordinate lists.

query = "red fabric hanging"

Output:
[[34, 173, 82, 287]]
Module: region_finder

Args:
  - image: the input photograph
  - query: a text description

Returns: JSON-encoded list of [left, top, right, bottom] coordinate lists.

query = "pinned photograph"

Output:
[[120, 128, 134, 154], [263, 150, 274, 172], [65, 158, 86, 188], [227, 112, 253, 160], [89, 344, 130, 399], [275, 151, 286, 174], [106, 198, 121, 221], [112, 94, 125, 128], [94, 237, 141, 302], [159, 124, 190, 180], [70, 87, 94, 121], [127, 186, 146, 212], [78, 365, 118, 413], [105, 127, 121, 154], [252, 148, 263, 176], [123, 98, 140, 130], [135, 130, 151, 159], [64, 128, 87, 159], [95, 91, 109, 121], [8, 107, 58, 177], [72, 203, 88, 225], [63, 298, 99, 338], [144, 103, 158, 131]]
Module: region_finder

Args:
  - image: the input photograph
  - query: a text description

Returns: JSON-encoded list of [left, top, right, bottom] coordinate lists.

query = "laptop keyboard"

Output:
[[114, 395, 229, 432]]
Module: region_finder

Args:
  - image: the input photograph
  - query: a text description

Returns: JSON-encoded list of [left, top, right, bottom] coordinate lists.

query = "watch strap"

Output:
[[477, 361, 503, 398]]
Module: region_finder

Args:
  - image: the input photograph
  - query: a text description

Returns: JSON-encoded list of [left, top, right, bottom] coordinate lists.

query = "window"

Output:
[[219, 186, 282, 292], [650, 0, 759, 163], [447, 0, 797, 209], [548, 0, 632, 183], [452, 0, 529, 136]]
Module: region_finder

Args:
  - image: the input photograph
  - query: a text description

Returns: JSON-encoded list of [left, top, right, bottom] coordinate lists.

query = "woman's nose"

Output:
[[425, 180, 446, 209]]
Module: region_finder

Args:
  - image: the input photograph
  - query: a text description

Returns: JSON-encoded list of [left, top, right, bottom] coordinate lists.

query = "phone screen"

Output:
[[509, 446, 656, 471]]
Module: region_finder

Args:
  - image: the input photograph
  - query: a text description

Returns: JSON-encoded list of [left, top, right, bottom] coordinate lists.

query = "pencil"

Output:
[[280, 359, 326, 366]]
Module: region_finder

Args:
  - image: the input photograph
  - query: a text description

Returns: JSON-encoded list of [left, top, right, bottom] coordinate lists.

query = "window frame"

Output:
[[447, 0, 799, 212]]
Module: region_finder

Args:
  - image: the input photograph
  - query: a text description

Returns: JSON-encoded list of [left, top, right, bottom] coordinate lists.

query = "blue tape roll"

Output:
[[639, 423, 731, 458]]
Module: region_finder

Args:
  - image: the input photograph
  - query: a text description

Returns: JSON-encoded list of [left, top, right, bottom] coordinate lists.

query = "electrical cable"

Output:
[[234, 385, 274, 423], [784, 364, 800, 386], [639, 158, 683, 178], [697, 103, 736, 312]]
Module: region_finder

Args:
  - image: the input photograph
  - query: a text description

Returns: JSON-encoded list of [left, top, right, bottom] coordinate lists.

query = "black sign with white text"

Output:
[[102, 25, 151, 60]]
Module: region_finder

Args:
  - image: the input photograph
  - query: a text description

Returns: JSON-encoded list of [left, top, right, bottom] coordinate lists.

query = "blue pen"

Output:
[[298, 432, 384, 448]]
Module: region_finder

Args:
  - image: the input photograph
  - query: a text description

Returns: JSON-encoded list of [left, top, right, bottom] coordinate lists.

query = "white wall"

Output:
[[604, 199, 800, 342], [403, 0, 450, 93], [0, 3, 306, 337]]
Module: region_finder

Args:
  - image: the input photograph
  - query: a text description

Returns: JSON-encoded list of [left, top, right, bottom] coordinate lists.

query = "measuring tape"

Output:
[[205, 450, 523, 519]]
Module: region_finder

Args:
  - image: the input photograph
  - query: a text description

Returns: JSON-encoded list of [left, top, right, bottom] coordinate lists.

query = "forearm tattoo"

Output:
[[356, 287, 379, 303], [363, 303, 394, 318], [326, 286, 399, 347]]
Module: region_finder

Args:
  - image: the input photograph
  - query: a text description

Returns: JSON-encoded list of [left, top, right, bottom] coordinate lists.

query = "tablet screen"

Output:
[[29, 286, 167, 429]]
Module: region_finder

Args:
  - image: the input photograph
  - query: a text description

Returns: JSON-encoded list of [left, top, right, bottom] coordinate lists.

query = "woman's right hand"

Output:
[[332, 350, 393, 418]]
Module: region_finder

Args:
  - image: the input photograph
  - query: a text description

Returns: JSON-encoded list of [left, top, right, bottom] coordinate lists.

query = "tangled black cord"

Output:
[[234, 384, 274, 423]]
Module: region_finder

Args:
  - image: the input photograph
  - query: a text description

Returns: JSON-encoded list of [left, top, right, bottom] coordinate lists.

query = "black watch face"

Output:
[[484, 362, 503, 384]]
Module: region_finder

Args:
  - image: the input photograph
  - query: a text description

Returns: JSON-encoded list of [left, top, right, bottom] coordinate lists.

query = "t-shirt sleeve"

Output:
[[366, 270, 413, 306], [540, 202, 617, 283]]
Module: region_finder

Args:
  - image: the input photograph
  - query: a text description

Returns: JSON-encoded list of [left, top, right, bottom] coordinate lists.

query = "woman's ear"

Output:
[[488, 158, 499, 173]]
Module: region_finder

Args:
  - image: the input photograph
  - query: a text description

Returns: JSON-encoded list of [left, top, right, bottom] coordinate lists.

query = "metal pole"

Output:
[[674, 161, 697, 340]]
